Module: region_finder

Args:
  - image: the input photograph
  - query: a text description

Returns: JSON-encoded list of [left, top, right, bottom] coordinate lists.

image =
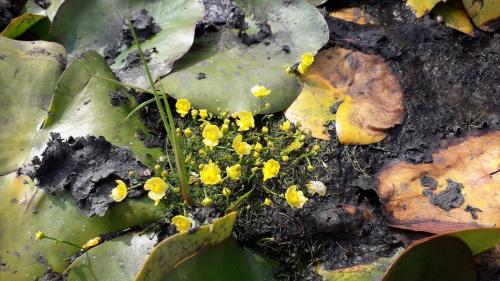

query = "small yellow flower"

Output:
[[199, 109, 208, 120], [261, 126, 269, 134], [202, 123, 223, 149], [312, 144, 320, 152], [184, 127, 193, 137], [110, 180, 128, 202], [202, 197, 213, 206], [254, 143, 263, 152], [35, 231, 45, 240], [232, 134, 252, 156], [263, 198, 272, 206], [284, 140, 304, 154], [236, 111, 255, 131], [221, 123, 229, 133], [222, 187, 232, 197], [281, 121, 291, 132], [171, 215, 191, 233], [307, 165, 314, 171], [306, 181, 327, 197], [251, 85, 271, 99], [200, 161, 222, 185], [282, 155, 289, 162], [191, 109, 199, 118], [82, 237, 101, 251], [175, 99, 191, 117], [231, 112, 238, 119], [262, 159, 280, 181], [285, 185, 308, 209], [223, 118, 230, 124], [144, 177, 168, 205], [297, 52, 314, 74], [226, 164, 241, 180]]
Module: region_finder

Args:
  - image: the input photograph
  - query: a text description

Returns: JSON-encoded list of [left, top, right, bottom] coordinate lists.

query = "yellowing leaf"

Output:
[[377, 132, 500, 234], [463, 0, 500, 32], [433, 0, 475, 36], [329, 7, 377, 25], [406, 0, 442, 17]]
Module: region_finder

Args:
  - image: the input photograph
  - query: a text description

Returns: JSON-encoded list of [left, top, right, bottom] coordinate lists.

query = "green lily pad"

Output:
[[463, 0, 500, 32], [51, 0, 204, 87], [158, 0, 328, 114], [135, 212, 237, 281], [65, 232, 158, 281], [0, 173, 165, 281], [0, 13, 47, 38], [41, 50, 162, 167], [0, 36, 66, 175], [166, 238, 276, 281]]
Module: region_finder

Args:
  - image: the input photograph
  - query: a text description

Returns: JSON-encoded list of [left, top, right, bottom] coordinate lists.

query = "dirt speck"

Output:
[[198, 0, 243, 32], [428, 179, 465, 211], [108, 89, 129, 106], [22, 134, 148, 216], [464, 205, 482, 220]]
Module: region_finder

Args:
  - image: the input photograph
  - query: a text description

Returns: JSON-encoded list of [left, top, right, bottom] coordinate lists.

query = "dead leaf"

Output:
[[406, 0, 442, 17], [433, 0, 475, 36], [329, 7, 377, 25], [377, 132, 500, 233]]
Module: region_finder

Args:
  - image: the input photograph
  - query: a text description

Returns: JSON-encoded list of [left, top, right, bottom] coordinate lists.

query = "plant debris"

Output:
[[428, 179, 465, 211], [198, 0, 243, 31], [22, 134, 149, 217]]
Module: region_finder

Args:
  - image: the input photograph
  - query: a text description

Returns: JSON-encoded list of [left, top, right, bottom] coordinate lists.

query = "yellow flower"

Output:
[[251, 85, 271, 99], [261, 126, 269, 134], [263, 198, 272, 206], [191, 109, 199, 118], [281, 121, 291, 132], [202, 123, 223, 149], [199, 109, 208, 119], [262, 159, 280, 181], [232, 134, 252, 156], [175, 99, 191, 117], [202, 197, 213, 206], [221, 123, 229, 133], [110, 180, 128, 202], [284, 140, 304, 154], [306, 181, 327, 197], [171, 215, 191, 233], [297, 52, 314, 74], [282, 155, 289, 162], [200, 161, 222, 185], [226, 164, 241, 180], [82, 237, 101, 251], [144, 177, 168, 206], [254, 143, 263, 152], [285, 185, 308, 209], [236, 111, 255, 131], [222, 187, 232, 197], [184, 127, 193, 137], [35, 231, 45, 240]]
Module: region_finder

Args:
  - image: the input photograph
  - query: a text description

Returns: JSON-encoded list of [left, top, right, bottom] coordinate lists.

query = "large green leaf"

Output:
[[65, 232, 158, 281], [40, 50, 162, 166], [51, 0, 204, 87], [158, 0, 329, 114], [0, 173, 165, 281], [0, 36, 66, 175], [135, 212, 237, 281]]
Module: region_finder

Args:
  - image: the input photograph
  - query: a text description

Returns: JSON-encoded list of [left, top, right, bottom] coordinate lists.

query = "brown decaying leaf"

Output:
[[286, 47, 404, 144], [377, 132, 500, 233], [329, 7, 377, 25]]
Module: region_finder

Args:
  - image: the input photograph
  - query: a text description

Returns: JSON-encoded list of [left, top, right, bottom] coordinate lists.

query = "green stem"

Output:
[[261, 185, 283, 198], [44, 236, 82, 250], [226, 188, 254, 213]]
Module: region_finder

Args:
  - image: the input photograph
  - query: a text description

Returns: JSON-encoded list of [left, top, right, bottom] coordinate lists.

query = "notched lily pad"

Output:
[[378, 132, 500, 233], [51, 0, 205, 87], [158, 0, 329, 114]]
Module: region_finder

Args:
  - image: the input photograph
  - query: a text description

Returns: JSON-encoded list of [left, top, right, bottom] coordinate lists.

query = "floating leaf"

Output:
[[308, 0, 328, 6], [378, 132, 500, 233], [433, 0, 475, 36], [329, 7, 377, 25], [0, 174, 165, 281], [316, 248, 404, 281], [51, 0, 204, 87], [406, 0, 442, 17], [158, 0, 329, 114], [41, 50, 162, 166], [463, 0, 500, 32], [0, 36, 66, 175], [286, 47, 404, 143], [0, 13, 48, 38], [135, 212, 237, 281], [65, 232, 158, 281]]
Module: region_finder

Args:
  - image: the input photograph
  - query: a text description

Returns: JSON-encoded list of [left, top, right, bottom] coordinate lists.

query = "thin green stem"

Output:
[[125, 97, 156, 120], [226, 188, 254, 213], [44, 236, 82, 250], [262, 185, 283, 198]]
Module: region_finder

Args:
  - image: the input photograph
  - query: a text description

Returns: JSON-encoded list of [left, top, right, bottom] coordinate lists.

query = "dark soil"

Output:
[[428, 179, 465, 211], [198, 0, 243, 32], [22, 133, 149, 217]]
